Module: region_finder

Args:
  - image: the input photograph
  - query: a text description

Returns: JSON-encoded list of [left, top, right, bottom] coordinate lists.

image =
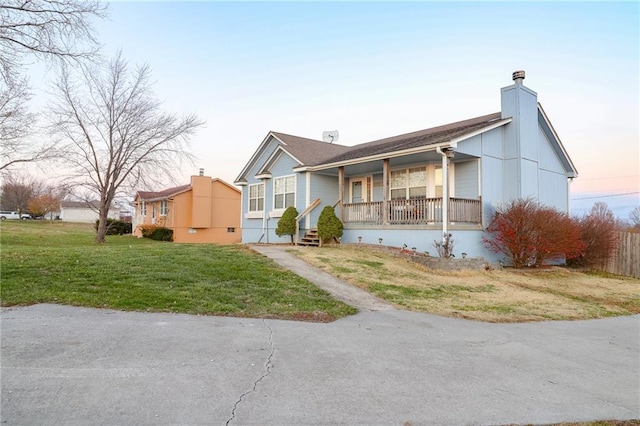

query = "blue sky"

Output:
[[32, 1, 640, 218]]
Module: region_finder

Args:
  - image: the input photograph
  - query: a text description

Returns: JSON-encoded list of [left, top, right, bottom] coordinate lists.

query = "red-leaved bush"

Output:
[[483, 198, 584, 268], [573, 202, 619, 268]]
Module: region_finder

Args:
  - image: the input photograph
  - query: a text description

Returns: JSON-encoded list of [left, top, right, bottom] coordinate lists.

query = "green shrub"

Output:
[[149, 227, 173, 242], [95, 219, 133, 235], [138, 225, 173, 242], [317, 206, 343, 244], [276, 206, 298, 244]]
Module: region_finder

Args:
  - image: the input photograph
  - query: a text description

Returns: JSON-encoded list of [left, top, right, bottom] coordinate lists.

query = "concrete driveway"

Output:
[[2, 303, 638, 425], [2, 246, 639, 424]]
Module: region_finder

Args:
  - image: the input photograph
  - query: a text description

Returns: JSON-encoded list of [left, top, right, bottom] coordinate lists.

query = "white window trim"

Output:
[[269, 209, 286, 218], [160, 200, 168, 216], [271, 174, 296, 212], [389, 166, 427, 200], [248, 183, 265, 213], [140, 201, 146, 216], [244, 211, 264, 219]]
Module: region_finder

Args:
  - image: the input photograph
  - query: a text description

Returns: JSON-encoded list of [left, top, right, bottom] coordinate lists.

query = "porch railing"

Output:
[[342, 197, 481, 225]]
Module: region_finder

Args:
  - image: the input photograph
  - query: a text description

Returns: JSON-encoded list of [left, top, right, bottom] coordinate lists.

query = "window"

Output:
[[140, 201, 146, 216], [390, 167, 426, 200], [248, 183, 264, 212], [227, 227, 235, 233], [160, 200, 168, 216], [273, 175, 295, 210]]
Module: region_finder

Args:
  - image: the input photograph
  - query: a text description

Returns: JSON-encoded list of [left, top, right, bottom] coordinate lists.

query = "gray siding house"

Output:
[[235, 71, 578, 261]]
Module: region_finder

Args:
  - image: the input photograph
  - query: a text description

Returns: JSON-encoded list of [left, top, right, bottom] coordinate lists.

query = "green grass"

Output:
[[0, 221, 357, 322]]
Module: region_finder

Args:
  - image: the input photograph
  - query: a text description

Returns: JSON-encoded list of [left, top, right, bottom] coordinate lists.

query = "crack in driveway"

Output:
[[225, 319, 275, 426]]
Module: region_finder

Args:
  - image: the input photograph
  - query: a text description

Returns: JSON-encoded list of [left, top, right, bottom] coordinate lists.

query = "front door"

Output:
[[350, 178, 368, 203]]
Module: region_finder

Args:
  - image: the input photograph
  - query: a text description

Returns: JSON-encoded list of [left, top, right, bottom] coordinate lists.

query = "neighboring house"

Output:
[[133, 171, 241, 244], [235, 71, 578, 261], [60, 201, 119, 223]]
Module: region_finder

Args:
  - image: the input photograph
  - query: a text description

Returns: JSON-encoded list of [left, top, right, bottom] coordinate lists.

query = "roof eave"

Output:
[[537, 103, 578, 176], [296, 118, 512, 172], [234, 131, 280, 182], [256, 146, 303, 176], [450, 117, 512, 144], [296, 141, 458, 172]]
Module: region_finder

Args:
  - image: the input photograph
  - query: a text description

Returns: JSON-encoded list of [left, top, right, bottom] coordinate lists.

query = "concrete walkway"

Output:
[[249, 244, 395, 312], [1, 245, 639, 425]]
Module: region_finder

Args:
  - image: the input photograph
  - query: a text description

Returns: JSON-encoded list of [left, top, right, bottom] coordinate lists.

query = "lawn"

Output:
[[287, 244, 640, 322], [0, 221, 357, 322]]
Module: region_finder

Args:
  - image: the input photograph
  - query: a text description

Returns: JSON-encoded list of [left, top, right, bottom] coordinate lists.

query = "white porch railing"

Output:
[[342, 197, 481, 225]]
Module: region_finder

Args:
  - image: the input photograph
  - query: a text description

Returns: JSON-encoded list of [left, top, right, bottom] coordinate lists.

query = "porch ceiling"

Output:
[[313, 151, 479, 177]]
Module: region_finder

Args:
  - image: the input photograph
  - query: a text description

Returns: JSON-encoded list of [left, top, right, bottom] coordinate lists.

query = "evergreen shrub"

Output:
[[317, 206, 343, 244]]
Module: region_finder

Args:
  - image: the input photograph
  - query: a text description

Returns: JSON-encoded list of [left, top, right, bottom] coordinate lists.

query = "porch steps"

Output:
[[298, 229, 320, 247]]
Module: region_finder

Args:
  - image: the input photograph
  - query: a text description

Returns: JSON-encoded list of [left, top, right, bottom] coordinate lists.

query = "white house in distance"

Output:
[[59, 200, 120, 223], [235, 71, 578, 262]]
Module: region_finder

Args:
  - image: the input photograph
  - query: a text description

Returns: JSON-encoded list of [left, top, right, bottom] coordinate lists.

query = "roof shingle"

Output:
[[136, 184, 191, 201], [319, 112, 502, 164]]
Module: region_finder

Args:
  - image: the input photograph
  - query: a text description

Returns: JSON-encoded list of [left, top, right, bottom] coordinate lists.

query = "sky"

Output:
[[26, 1, 640, 218]]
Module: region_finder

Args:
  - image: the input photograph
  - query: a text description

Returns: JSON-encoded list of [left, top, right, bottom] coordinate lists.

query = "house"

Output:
[[234, 71, 578, 261], [133, 171, 241, 244], [60, 200, 120, 223]]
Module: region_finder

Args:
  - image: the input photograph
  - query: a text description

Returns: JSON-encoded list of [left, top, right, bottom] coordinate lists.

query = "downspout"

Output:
[[436, 146, 453, 240], [567, 177, 573, 214], [261, 177, 270, 243]]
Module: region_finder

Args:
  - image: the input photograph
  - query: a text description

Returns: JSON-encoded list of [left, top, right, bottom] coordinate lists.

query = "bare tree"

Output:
[[577, 201, 619, 268], [0, 74, 49, 171], [630, 206, 640, 230], [0, 172, 41, 212], [0, 0, 107, 171], [50, 52, 204, 243], [0, 0, 107, 82]]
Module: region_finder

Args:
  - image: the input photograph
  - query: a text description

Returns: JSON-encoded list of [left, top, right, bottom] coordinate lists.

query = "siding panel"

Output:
[[454, 160, 479, 199], [539, 170, 568, 211], [538, 125, 565, 173]]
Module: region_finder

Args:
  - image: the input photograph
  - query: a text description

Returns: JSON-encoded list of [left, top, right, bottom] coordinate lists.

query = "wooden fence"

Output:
[[604, 232, 640, 278]]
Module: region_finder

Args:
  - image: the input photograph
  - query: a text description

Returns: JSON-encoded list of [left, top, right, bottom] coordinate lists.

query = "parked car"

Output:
[[0, 211, 20, 220], [0, 211, 31, 220]]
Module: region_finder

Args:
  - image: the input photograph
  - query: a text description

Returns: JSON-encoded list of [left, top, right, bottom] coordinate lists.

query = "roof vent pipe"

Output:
[[512, 70, 525, 85], [199, 168, 204, 176]]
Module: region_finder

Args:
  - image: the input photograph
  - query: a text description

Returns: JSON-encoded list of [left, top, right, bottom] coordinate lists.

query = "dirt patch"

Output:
[[288, 245, 640, 323]]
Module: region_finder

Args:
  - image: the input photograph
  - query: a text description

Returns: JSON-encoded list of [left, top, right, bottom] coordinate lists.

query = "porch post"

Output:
[[383, 159, 389, 225], [338, 166, 344, 221], [441, 153, 449, 236], [436, 147, 454, 238]]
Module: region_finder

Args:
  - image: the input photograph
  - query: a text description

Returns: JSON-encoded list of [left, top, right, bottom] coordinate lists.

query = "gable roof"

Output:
[[270, 132, 351, 166], [315, 113, 505, 167], [237, 106, 575, 180], [234, 132, 351, 184], [537, 103, 578, 177], [135, 178, 240, 202], [136, 184, 191, 202]]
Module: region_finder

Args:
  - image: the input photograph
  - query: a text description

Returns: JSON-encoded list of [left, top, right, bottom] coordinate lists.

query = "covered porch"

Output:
[[313, 146, 483, 227], [342, 197, 482, 225]]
